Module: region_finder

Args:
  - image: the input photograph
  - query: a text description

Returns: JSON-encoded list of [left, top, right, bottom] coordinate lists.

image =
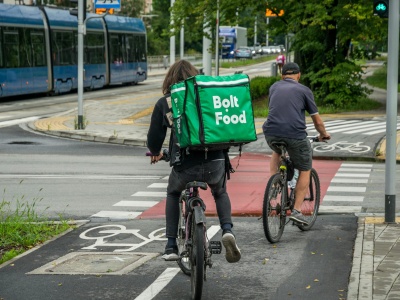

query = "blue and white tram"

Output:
[[0, 4, 147, 98]]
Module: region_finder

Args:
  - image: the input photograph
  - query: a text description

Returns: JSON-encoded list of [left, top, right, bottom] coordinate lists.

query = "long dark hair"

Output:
[[162, 60, 198, 95]]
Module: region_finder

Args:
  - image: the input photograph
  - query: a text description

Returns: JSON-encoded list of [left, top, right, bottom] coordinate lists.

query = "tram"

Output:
[[0, 4, 147, 98]]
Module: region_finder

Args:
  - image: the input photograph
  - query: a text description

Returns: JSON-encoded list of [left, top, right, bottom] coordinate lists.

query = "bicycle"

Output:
[[262, 136, 324, 243], [147, 150, 222, 300]]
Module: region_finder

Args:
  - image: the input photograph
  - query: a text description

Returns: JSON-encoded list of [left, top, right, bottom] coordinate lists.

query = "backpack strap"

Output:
[[165, 96, 173, 128]]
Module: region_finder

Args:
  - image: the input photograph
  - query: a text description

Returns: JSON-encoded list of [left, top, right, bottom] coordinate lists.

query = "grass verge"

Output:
[[0, 187, 72, 265]]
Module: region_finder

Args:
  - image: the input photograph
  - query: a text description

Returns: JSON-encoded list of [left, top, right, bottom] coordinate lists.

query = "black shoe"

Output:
[[162, 245, 179, 261], [222, 229, 241, 263]]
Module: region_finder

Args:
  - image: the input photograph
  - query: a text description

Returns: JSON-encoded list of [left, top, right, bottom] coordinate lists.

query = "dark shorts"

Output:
[[265, 136, 312, 171]]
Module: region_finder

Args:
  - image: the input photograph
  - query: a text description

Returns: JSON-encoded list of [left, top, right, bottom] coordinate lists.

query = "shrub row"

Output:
[[249, 76, 280, 101]]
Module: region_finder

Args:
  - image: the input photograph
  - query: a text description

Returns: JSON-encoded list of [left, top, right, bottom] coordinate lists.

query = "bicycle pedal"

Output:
[[209, 241, 222, 254]]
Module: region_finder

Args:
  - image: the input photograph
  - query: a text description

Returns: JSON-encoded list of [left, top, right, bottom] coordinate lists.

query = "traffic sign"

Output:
[[266, 9, 284, 17], [94, 0, 120, 10]]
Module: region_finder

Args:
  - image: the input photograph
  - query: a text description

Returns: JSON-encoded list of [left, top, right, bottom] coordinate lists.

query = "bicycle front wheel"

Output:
[[191, 221, 205, 300], [262, 173, 286, 243], [298, 168, 320, 231]]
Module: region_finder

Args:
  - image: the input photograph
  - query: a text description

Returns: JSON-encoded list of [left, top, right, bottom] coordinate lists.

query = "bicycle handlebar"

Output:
[[308, 136, 329, 143]]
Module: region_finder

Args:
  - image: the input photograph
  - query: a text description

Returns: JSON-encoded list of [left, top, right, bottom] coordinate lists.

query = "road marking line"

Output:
[[341, 163, 373, 168], [327, 186, 366, 192], [338, 168, 372, 173], [134, 225, 220, 300], [323, 195, 364, 202], [148, 183, 168, 188], [134, 268, 181, 300], [331, 178, 368, 184], [0, 116, 39, 128], [132, 191, 166, 197], [335, 173, 370, 178], [319, 206, 362, 213], [113, 201, 159, 207], [91, 211, 142, 219]]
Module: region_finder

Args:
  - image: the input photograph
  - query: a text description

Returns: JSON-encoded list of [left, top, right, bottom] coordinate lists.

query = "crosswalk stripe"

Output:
[[148, 183, 168, 188], [91, 211, 142, 219], [327, 186, 366, 192], [338, 168, 372, 172], [132, 191, 166, 197], [323, 195, 364, 202], [364, 124, 400, 135], [335, 173, 370, 178], [319, 206, 362, 213], [341, 163, 373, 168], [331, 178, 368, 183], [113, 201, 159, 207]]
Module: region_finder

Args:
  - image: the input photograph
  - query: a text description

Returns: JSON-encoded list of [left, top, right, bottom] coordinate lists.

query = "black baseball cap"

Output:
[[282, 62, 300, 75]]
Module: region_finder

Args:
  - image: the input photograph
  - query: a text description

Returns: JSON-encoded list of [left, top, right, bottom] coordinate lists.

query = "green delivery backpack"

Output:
[[170, 73, 257, 150]]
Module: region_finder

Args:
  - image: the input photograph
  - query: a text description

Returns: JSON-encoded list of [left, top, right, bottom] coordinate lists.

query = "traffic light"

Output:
[[373, 0, 389, 18]]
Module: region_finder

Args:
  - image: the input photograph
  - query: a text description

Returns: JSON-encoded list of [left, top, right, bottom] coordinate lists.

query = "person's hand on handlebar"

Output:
[[318, 133, 331, 142], [150, 152, 164, 164]]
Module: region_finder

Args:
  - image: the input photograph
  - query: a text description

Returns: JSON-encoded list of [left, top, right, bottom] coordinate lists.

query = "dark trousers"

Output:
[[165, 159, 232, 238]]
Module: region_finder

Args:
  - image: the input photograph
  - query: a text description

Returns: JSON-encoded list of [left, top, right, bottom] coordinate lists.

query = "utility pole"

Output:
[[76, 0, 86, 129], [170, 0, 175, 66], [384, 0, 398, 223], [215, 0, 219, 76]]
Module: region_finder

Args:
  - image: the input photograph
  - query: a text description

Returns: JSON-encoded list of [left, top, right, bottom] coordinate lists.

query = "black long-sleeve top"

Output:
[[146, 94, 224, 170]]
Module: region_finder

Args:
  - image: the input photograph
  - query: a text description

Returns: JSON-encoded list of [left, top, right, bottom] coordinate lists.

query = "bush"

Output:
[[250, 76, 280, 101]]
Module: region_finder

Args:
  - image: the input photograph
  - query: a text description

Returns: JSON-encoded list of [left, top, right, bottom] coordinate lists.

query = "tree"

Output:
[[119, 0, 145, 18], [169, 0, 387, 107]]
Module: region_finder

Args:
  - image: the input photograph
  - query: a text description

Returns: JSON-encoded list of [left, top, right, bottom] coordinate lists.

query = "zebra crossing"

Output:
[[91, 176, 168, 220], [319, 163, 372, 214], [307, 118, 400, 135], [91, 162, 373, 219]]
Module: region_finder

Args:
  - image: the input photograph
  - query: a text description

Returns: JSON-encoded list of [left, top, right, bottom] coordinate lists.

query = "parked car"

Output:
[[259, 46, 274, 55], [271, 45, 282, 54], [278, 44, 286, 52], [234, 47, 253, 59]]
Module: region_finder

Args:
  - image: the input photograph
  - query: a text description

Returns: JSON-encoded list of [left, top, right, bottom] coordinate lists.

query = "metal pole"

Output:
[[202, 16, 212, 75], [180, 23, 184, 59], [384, 0, 399, 223], [266, 17, 269, 46], [215, 0, 219, 76], [77, 0, 85, 129], [170, 0, 175, 66], [254, 17, 257, 46]]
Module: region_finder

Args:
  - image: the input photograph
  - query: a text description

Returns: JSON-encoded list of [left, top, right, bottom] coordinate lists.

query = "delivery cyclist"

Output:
[[146, 60, 241, 263]]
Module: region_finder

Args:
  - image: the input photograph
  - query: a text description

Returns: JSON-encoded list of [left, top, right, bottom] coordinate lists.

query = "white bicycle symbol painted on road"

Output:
[[313, 141, 371, 153], [79, 225, 166, 252]]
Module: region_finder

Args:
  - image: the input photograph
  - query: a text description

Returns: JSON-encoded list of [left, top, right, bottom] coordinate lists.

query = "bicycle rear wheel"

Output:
[[262, 173, 286, 243], [191, 220, 205, 300], [177, 200, 191, 276], [298, 168, 320, 231]]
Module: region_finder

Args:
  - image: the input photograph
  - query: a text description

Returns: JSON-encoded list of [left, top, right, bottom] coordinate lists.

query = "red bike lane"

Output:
[[138, 153, 343, 219]]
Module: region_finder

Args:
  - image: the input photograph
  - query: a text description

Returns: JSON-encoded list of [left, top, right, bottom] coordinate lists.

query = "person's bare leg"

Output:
[[293, 170, 311, 211], [270, 152, 280, 175]]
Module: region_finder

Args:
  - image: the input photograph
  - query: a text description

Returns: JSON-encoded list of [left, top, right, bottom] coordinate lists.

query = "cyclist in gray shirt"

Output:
[[263, 62, 330, 225]]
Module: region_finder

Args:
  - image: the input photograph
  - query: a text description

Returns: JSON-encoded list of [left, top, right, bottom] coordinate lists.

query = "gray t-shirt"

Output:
[[262, 78, 318, 139]]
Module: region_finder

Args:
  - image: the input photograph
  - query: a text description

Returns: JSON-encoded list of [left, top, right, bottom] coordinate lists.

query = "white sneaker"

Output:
[[222, 230, 241, 263]]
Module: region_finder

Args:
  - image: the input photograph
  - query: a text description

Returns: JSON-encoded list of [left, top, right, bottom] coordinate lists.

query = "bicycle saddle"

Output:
[[186, 181, 208, 190], [270, 141, 288, 148]]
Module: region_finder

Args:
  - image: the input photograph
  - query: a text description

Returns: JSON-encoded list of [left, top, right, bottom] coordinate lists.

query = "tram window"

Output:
[[4, 28, 19, 68], [52, 30, 76, 65], [31, 30, 46, 67], [20, 28, 32, 68], [138, 35, 146, 62], [110, 34, 126, 63], [126, 34, 134, 63], [0, 28, 3, 68], [86, 32, 105, 64]]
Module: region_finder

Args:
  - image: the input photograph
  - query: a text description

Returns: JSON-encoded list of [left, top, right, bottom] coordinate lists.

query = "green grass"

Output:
[[0, 186, 72, 265], [220, 55, 274, 68]]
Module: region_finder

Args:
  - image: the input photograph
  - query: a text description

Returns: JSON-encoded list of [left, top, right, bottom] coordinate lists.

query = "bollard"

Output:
[[163, 55, 168, 70], [271, 62, 277, 77]]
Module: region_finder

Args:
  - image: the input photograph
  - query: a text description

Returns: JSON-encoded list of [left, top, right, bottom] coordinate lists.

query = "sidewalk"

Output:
[[24, 63, 400, 299]]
